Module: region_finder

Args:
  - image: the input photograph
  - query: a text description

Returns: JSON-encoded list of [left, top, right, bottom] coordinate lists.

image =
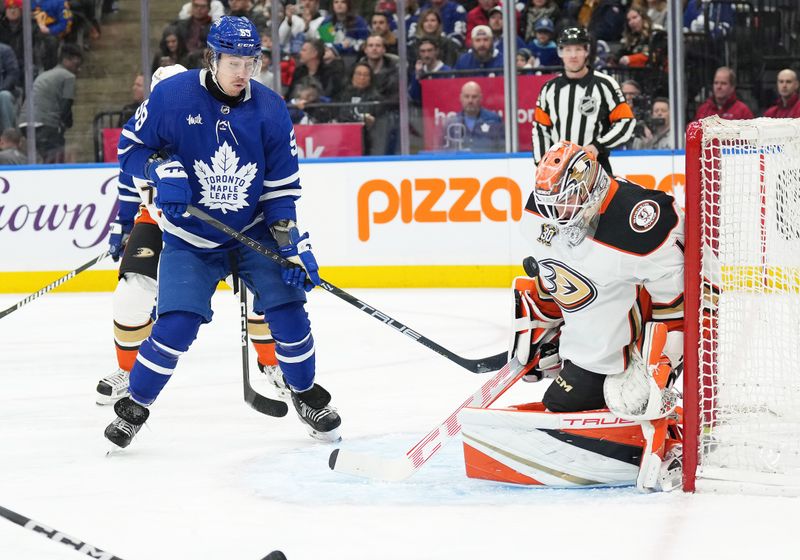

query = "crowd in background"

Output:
[[0, 0, 799, 163]]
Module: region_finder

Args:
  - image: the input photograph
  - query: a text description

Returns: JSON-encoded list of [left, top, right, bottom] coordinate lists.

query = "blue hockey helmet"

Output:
[[207, 16, 261, 58]]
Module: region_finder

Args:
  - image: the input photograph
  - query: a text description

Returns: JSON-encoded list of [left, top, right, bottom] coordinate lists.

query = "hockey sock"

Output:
[[129, 311, 202, 405], [264, 302, 314, 391], [247, 314, 278, 367], [113, 273, 157, 371]]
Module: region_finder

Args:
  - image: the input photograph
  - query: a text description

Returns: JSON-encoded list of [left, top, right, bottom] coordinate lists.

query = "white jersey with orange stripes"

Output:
[[521, 177, 684, 375], [132, 176, 163, 227]]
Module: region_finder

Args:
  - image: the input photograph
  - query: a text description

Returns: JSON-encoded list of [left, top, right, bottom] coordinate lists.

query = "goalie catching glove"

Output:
[[270, 220, 321, 291], [508, 276, 564, 379]]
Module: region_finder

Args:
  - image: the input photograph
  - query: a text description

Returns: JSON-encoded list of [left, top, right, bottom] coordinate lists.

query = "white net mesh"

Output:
[[696, 117, 800, 490]]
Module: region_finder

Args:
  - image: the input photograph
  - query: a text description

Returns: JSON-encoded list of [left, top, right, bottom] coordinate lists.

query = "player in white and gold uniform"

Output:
[[513, 141, 684, 490]]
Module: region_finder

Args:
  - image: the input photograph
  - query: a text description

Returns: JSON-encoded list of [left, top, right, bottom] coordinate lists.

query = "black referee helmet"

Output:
[[557, 27, 590, 47]]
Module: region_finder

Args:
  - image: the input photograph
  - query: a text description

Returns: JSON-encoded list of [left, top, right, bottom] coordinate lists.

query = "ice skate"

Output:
[[291, 384, 342, 443], [258, 362, 290, 400], [96, 368, 130, 405], [104, 397, 149, 449]]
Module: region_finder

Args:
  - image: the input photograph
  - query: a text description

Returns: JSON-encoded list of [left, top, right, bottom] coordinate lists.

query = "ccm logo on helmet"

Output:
[[538, 259, 597, 312], [357, 177, 522, 241]]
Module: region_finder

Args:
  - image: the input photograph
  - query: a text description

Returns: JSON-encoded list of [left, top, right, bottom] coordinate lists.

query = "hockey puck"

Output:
[[522, 256, 539, 277], [262, 551, 287, 560]]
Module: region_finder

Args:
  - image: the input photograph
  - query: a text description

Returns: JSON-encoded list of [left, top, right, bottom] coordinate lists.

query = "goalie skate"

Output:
[[291, 384, 342, 443], [96, 368, 130, 405], [258, 362, 290, 400], [104, 397, 149, 449]]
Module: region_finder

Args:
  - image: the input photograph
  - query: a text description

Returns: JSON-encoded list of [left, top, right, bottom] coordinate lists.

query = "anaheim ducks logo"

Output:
[[538, 259, 597, 312], [133, 247, 155, 258]]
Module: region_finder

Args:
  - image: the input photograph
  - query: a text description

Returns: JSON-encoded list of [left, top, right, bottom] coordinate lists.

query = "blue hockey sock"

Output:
[[129, 311, 202, 405], [265, 302, 315, 391], [274, 332, 315, 391]]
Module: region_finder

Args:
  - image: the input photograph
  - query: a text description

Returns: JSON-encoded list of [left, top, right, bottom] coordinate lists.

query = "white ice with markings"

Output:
[[0, 289, 796, 559]]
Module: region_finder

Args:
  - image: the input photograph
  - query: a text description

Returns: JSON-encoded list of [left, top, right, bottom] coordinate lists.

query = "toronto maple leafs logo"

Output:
[[195, 142, 257, 213]]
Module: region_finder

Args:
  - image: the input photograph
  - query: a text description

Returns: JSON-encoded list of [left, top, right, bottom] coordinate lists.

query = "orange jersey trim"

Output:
[[599, 178, 619, 214], [609, 102, 634, 123], [134, 206, 158, 225], [534, 107, 553, 127]]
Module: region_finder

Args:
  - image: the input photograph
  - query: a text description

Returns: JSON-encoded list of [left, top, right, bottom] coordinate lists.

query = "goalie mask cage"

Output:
[[684, 116, 800, 494]]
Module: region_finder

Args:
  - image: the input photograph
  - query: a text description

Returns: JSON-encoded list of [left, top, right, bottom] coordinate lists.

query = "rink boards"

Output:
[[0, 151, 684, 292]]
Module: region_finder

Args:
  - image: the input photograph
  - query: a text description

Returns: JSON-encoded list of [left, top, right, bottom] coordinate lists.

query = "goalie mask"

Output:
[[533, 141, 610, 246]]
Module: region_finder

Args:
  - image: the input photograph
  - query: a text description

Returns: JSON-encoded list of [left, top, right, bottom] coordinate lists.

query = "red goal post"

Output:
[[684, 116, 800, 494]]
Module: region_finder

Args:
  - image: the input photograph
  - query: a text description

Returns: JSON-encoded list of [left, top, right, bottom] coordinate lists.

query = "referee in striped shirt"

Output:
[[531, 27, 635, 174]]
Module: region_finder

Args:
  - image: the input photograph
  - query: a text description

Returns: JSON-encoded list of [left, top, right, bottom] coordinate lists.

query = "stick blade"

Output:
[[246, 393, 288, 417], [471, 351, 508, 373], [328, 448, 415, 482]]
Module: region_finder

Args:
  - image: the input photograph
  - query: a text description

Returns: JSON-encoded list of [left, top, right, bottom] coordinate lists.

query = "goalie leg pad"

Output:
[[603, 322, 679, 421], [542, 361, 607, 413]]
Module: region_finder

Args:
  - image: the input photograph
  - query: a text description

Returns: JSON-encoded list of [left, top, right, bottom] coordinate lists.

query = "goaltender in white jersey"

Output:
[[512, 140, 684, 491]]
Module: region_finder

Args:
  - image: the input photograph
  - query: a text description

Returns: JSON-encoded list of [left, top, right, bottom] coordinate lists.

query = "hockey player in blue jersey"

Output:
[[104, 16, 341, 448]]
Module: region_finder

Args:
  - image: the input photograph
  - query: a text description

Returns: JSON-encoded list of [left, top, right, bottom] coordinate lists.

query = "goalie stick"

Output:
[[187, 205, 506, 374], [327, 356, 534, 481], [238, 280, 288, 417], [0, 504, 126, 559], [0, 250, 109, 320]]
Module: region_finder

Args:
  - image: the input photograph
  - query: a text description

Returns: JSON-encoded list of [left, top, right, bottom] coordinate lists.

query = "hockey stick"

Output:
[[0, 504, 126, 559], [187, 206, 507, 374], [0, 250, 110, 320], [238, 280, 288, 417], [328, 356, 534, 481]]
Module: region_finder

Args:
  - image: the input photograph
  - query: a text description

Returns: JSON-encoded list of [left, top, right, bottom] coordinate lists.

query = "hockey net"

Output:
[[684, 116, 800, 493]]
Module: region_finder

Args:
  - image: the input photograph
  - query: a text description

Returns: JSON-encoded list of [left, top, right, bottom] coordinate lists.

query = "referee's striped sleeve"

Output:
[[531, 82, 555, 163], [595, 74, 635, 149]]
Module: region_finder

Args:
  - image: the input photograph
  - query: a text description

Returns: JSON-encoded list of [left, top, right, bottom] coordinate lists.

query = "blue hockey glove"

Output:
[[271, 220, 321, 291], [108, 220, 132, 262], [147, 157, 191, 220]]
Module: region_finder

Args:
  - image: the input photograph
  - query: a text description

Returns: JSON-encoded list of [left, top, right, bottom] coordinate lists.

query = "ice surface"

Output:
[[0, 289, 796, 560]]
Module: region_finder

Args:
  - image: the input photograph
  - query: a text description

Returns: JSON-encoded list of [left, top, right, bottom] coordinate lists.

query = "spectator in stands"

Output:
[[0, 126, 25, 164], [317, 0, 370, 58], [522, 0, 560, 44], [616, 6, 652, 68], [370, 11, 397, 55], [288, 38, 343, 100], [588, 0, 625, 43], [647, 0, 667, 30], [229, 0, 267, 31], [177, 0, 224, 20], [151, 26, 189, 74], [465, 0, 495, 49], [401, 0, 421, 35], [336, 61, 384, 154], [0, 1, 46, 75], [516, 47, 534, 70], [116, 74, 144, 127], [763, 69, 800, 119], [408, 37, 452, 103], [253, 44, 277, 91], [454, 25, 502, 76], [409, 8, 459, 66], [694, 66, 754, 121], [419, 0, 467, 46], [487, 6, 526, 56], [528, 17, 558, 67], [621, 78, 641, 106], [22, 43, 82, 163], [33, 0, 73, 39], [442, 81, 503, 152], [683, 0, 733, 39], [298, 0, 328, 40], [323, 42, 347, 86], [288, 81, 330, 124], [175, 0, 212, 64], [0, 40, 18, 132], [632, 96, 672, 150], [277, 3, 307, 56], [359, 33, 399, 104]]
